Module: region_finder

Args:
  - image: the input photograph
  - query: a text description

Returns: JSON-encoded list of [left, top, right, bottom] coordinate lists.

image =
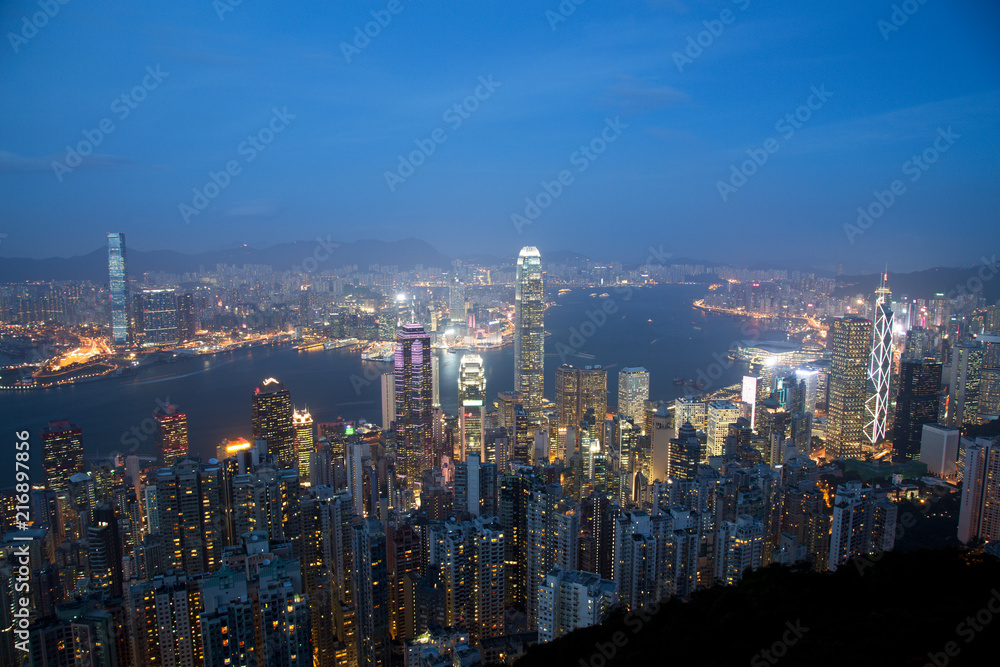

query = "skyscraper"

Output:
[[294, 407, 315, 483], [827, 316, 873, 460], [154, 404, 189, 466], [380, 372, 395, 431], [252, 378, 295, 467], [515, 246, 544, 424], [957, 437, 1000, 544], [41, 420, 84, 492], [892, 360, 942, 461], [107, 232, 131, 348], [135, 288, 179, 347], [459, 354, 486, 460], [555, 365, 607, 446], [618, 367, 650, 422], [865, 275, 893, 446], [395, 323, 434, 488], [537, 568, 617, 643], [353, 517, 390, 667], [980, 335, 1000, 422], [947, 342, 985, 427]]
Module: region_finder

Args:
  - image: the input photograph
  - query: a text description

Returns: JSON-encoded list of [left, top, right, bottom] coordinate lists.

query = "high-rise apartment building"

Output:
[[107, 232, 132, 348], [827, 316, 873, 460], [515, 247, 544, 424], [827, 481, 897, 571], [153, 459, 225, 576], [353, 517, 391, 667], [252, 377, 295, 468], [537, 568, 617, 643], [957, 438, 1000, 544], [617, 367, 649, 422], [715, 515, 764, 586]]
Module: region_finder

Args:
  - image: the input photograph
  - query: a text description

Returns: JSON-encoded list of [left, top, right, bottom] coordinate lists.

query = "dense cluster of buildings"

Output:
[[2, 244, 999, 666]]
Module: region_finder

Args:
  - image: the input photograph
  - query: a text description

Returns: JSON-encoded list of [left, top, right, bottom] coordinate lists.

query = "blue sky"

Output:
[[0, 0, 997, 271]]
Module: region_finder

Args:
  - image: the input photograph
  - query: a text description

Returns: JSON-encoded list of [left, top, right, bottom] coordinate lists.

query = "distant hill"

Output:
[[516, 549, 1000, 667], [0, 238, 453, 282], [836, 264, 1000, 303]]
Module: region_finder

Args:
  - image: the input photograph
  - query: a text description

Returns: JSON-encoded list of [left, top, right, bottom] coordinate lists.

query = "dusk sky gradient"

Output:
[[1, 0, 998, 272]]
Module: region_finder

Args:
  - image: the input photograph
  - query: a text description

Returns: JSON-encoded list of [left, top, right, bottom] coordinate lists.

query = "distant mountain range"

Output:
[[2, 238, 995, 304], [0, 238, 453, 283]]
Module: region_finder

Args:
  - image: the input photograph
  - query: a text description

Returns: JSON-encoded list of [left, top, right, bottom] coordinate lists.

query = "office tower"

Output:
[[459, 354, 486, 460], [977, 335, 1000, 422], [87, 502, 123, 594], [293, 407, 315, 483], [177, 292, 196, 342], [41, 420, 84, 492], [706, 401, 740, 459], [427, 516, 506, 642], [827, 481, 897, 571], [515, 246, 544, 424], [957, 438, 1000, 544], [432, 353, 441, 408], [353, 517, 391, 667], [827, 316, 873, 460], [920, 424, 960, 479], [947, 342, 985, 427], [715, 515, 764, 586], [153, 459, 225, 576], [555, 365, 608, 445], [537, 568, 617, 643], [107, 232, 132, 348], [864, 275, 894, 446], [893, 360, 943, 461], [618, 367, 650, 421], [154, 404, 189, 466], [395, 323, 434, 489], [498, 471, 540, 608], [380, 373, 395, 431], [668, 422, 700, 481], [525, 486, 578, 629], [673, 397, 707, 439], [302, 488, 356, 667], [252, 377, 295, 468], [136, 288, 179, 347], [450, 280, 466, 323]]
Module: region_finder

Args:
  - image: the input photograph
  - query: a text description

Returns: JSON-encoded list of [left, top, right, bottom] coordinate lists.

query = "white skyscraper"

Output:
[[380, 373, 395, 431], [865, 274, 893, 446], [706, 400, 740, 458], [537, 568, 617, 643], [618, 367, 650, 422]]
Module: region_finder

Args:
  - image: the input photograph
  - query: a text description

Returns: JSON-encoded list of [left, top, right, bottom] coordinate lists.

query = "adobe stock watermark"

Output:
[[214, 0, 244, 21], [577, 600, 661, 667], [51, 65, 170, 182], [179, 106, 295, 224], [511, 116, 628, 233], [546, 0, 588, 31], [673, 0, 752, 73], [944, 255, 999, 311], [843, 126, 959, 244], [878, 0, 931, 41], [554, 244, 670, 364], [750, 620, 810, 666], [7, 0, 72, 54], [384, 75, 502, 192], [717, 85, 833, 202], [340, 0, 411, 64], [292, 236, 342, 275], [119, 396, 175, 452], [923, 588, 1000, 667]]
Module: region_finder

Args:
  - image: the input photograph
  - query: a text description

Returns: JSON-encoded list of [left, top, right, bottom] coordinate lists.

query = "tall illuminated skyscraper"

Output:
[[395, 323, 434, 487], [107, 232, 132, 348], [293, 407, 315, 483], [41, 420, 84, 492], [154, 404, 189, 466], [555, 365, 607, 446], [827, 316, 873, 460], [135, 288, 179, 347], [617, 367, 649, 422], [252, 378, 295, 467], [459, 354, 486, 460], [865, 275, 893, 446], [515, 246, 544, 424]]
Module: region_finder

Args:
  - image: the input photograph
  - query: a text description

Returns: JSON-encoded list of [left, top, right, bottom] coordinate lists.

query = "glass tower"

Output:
[[459, 354, 486, 460], [515, 246, 544, 424], [107, 232, 131, 348], [864, 274, 893, 446], [827, 316, 873, 460]]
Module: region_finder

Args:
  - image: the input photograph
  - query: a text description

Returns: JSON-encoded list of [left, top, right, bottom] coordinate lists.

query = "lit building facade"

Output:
[[827, 316, 873, 460], [515, 247, 544, 424]]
